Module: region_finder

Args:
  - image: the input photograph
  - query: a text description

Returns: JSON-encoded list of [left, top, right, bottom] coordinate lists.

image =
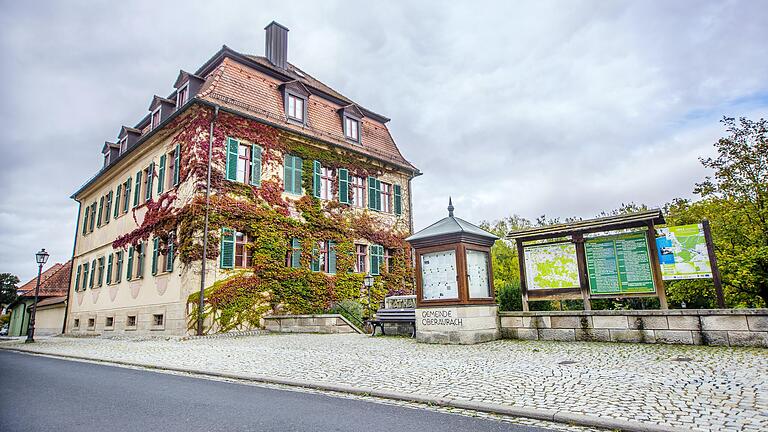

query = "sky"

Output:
[[1, 0, 767, 282]]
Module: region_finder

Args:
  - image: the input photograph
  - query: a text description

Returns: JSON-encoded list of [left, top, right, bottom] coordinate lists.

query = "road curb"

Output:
[[0, 346, 685, 432]]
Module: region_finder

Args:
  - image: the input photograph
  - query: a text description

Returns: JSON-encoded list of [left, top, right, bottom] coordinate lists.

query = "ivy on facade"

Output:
[[113, 106, 414, 333]]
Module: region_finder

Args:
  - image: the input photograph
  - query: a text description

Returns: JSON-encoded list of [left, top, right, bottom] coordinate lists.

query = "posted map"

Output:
[[524, 242, 580, 290], [656, 224, 712, 280]]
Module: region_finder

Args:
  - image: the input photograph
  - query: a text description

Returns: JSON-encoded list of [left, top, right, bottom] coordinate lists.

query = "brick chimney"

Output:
[[265, 21, 289, 69]]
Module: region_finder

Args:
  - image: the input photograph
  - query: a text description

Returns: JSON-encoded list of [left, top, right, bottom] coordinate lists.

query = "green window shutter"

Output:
[[338, 169, 349, 204], [173, 143, 181, 186], [116, 251, 123, 283], [98, 258, 104, 286], [82, 208, 89, 236], [97, 196, 104, 227], [106, 254, 113, 285], [293, 157, 303, 194], [225, 138, 239, 181], [114, 185, 122, 219], [133, 171, 142, 207], [394, 184, 402, 216], [158, 154, 166, 194], [367, 177, 376, 210], [166, 240, 175, 272], [284, 155, 294, 193], [250, 145, 262, 187], [370, 245, 382, 276], [127, 247, 134, 280], [313, 160, 321, 198], [137, 243, 145, 278], [145, 163, 154, 202], [75, 265, 81, 291], [123, 178, 131, 213], [328, 241, 336, 274], [89, 259, 96, 288], [89, 203, 96, 232], [151, 237, 159, 275], [291, 238, 301, 268], [82, 263, 89, 290], [220, 228, 235, 269], [105, 191, 112, 224], [311, 243, 320, 272]]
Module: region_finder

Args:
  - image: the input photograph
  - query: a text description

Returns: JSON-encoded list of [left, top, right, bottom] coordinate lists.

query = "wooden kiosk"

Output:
[[406, 199, 500, 344]]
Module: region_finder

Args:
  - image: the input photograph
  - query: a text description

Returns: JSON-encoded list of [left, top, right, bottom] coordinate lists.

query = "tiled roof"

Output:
[[18, 261, 71, 298], [35, 296, 66, 308], [198, 53, 417, 171]]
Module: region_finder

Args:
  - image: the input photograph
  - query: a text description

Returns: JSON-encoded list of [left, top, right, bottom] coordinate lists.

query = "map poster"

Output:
[[656, 224, 712, 280], [585, 231, 655, 295], [523, 242, 580, 290]]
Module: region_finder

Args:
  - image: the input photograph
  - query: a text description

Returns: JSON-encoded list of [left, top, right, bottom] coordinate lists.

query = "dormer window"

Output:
[[177, 83, 188, 107], [119, 138, 127, 155], [286, 93, 305, 123], [344, 116, 360, 142], [151, 107, 162, 130]]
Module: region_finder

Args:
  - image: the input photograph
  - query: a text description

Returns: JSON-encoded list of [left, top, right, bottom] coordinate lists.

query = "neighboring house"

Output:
[[67, 22, 419, 336], [7, 262, 71, 337]]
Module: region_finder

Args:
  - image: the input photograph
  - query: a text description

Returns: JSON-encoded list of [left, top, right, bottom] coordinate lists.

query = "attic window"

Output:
[[344, 116, 360, 142], [119, 138, 127, 155], [286, 93, 305, 123], [151, 107, 162, 130], [177, 83, 188, 107]]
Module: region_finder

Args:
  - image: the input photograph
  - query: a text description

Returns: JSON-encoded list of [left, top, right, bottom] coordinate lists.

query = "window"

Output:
[[225, 138, 261, 186], [284, 154, 303, 194], [115, 250, 124, 283], [344, 116, 360, 142], [380, 182, 392, 213], [351, 176, 365, 208], [177, 83, 188, 107], [105, 316, 114, 328], [311, 241, 336, 274], [319, 166, 334, 200], [286, 93, 305, 122], [168, 144, 181, 189], [143, 164, 154, 203], [104, 190, 112, 224], [123, 177, 132, 213], [151, 107, 161, 130], [384, 248, 394, 272], [126, 244, 144, 280], [126, 315, 137, 327], [81, 207, 89, 236], [81, 262, 89, 291], [355, 244, 367, 273], [151, 235, 175, 275], [153, 314, 164, 326], [89, 202, 96, 232], [97, 256, 105, 287], [74, 264, 81, 291], [89, 259, 96, 288], [119, 138, 127, 155], [87, 318, 95, 328], [393, 184, 402, 216], [367, 177, 381, 211], [133, 170, 142, 207], [287, 238, 301, 268], [73, 318, 80, 328], [234, 232, 252, 268], [106, 254, 113, 285]]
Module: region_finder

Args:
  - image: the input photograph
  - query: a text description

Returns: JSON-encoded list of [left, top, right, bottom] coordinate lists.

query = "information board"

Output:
[[420, 249, 459, 300], [523, 242, 580, 290], [656, 224, 712, 280], [466, 250, 491, 298], [585, 231, 655, 295]]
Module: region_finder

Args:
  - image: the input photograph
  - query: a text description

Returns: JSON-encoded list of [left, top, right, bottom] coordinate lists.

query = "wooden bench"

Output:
[[367, 308, 415, 337]]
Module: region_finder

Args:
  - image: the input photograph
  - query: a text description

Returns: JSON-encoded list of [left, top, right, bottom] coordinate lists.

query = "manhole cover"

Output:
[[558, 360, 577, 365], [672, 357, 693, 362]]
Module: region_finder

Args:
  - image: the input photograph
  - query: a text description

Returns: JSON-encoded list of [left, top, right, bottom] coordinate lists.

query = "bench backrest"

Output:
[[375, 308, 415, 321]]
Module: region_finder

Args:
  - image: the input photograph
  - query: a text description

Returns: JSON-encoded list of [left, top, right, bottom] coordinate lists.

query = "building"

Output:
[[7, 262, 71, 337], [67, 22, 419, 336]]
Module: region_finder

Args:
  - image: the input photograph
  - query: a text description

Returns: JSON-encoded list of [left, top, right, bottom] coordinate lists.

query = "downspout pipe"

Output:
[[62, 200, 82, 334], [197, 105, 219, 336]]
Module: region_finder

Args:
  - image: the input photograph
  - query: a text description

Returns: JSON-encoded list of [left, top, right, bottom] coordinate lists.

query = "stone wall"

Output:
[[416, 305, 500, 344], [499, 309, 768, 348], [264, 314, 361, 334]]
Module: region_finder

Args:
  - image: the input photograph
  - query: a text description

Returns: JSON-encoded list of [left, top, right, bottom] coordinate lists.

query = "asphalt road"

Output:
[[0, 350, 552, 432]]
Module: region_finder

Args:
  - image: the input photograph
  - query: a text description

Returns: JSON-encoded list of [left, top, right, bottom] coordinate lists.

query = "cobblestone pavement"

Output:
[[3, 334, 766, 431]]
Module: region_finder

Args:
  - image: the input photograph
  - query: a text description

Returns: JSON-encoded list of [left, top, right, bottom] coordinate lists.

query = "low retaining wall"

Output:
[[499, 309, 768, 348], [264, 314, 362, 334]]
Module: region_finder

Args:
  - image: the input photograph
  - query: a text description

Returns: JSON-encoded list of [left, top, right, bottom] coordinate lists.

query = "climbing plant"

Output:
[[113, 105, 414, 332]]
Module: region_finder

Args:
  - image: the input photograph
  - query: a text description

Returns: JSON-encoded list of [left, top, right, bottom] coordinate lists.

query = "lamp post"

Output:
[[363, 272, 375, 317], [25, 248, 50, 343]]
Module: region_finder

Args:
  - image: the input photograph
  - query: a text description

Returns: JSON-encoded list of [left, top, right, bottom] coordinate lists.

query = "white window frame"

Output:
[[176, 83, 189, 107], [286, 93, 306, 123], [151, 106, 162, 130], [344, 116, 360, 143]]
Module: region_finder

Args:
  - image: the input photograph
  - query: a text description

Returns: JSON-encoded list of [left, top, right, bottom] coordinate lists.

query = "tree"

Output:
[[480, 216, 531, 311], [0, 273, 20, 307], [690, 117, 768, 307]]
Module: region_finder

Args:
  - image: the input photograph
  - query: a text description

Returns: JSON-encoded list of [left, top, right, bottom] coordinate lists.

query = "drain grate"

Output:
[[558, 360, 578, 365], [672, 356, 693, 362]]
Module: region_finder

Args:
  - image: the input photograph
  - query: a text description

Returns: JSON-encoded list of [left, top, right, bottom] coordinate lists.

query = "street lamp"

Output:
[[363, 272, 375, 317], [26, 248, 49, 343]]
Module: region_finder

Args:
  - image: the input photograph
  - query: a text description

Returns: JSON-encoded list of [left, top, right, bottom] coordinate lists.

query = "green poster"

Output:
[[585, 231, 655, 295], [656, 224, 712, 280]]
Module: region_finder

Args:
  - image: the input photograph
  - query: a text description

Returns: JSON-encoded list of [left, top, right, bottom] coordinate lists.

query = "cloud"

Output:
[[1, 0, 767, 281]]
